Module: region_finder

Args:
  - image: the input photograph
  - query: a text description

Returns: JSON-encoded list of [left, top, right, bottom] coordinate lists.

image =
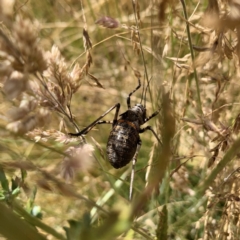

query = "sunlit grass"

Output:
[[0, 0, 240, 239]]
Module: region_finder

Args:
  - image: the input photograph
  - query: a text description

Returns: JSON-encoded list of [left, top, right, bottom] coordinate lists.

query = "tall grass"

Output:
[[0, 0, 240, 239]]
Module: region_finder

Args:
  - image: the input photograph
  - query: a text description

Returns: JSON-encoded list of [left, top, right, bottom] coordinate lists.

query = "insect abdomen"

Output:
[[107, 120, 139, 169]]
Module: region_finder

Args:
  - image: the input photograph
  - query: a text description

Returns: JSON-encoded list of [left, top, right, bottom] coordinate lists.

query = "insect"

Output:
[[69, 77, 161, 200]]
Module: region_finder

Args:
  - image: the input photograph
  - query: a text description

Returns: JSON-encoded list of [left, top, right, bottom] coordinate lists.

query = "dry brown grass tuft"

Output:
[[0, 0, 240, 239]]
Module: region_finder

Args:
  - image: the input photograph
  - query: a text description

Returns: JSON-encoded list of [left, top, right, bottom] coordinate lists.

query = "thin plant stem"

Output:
[[131, 0, 149, 84], [35, 73, 84, 135], [180, 0, 203, 115], [131, 0, 154, 105]]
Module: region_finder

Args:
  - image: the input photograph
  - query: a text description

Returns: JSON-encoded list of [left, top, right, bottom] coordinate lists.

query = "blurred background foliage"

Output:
[[0, 0, 240, 239]]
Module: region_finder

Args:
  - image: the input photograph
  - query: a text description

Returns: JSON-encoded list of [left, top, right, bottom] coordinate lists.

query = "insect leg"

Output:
[[129, 140, 141, 201], [96, 120, 113, 124], [69, 103, 120, 136], [127, 78, 141, 109], [140, 126, 162, 145], [144, 109, 159, 123]]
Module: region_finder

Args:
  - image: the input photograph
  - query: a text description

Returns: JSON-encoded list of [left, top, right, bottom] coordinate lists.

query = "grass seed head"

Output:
[[12, 17, 47, 73], [60, 144, 94, 181]]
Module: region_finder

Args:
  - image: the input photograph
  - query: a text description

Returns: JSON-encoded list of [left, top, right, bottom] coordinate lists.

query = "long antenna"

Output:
[[131, 0, 151, 104], [129, 0, 151, 201], [143, 77, 153, 107], [118, 48, 145, 107]]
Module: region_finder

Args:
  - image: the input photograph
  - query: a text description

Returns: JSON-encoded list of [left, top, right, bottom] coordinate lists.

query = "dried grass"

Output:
[[0, 0, 240, 239]]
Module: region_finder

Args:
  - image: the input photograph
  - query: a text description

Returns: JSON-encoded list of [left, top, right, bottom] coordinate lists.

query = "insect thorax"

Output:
[[120, 104, 146, 125]]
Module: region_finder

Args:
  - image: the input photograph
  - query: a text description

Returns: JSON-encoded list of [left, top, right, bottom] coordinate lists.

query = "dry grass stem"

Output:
[[0, 1, 240, 239]]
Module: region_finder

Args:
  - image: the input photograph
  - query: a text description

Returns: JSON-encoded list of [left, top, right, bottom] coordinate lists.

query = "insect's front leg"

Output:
[[144, 109, 159, 123], [127, 78, 141, 109], [69, 103, 120, 136]]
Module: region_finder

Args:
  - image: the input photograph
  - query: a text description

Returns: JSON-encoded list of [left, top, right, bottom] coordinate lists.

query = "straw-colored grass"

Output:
[[0, 0, 239, 239]]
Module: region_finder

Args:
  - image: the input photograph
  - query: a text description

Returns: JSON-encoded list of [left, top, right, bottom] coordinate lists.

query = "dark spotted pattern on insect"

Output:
[[69, 77, 161, 200]]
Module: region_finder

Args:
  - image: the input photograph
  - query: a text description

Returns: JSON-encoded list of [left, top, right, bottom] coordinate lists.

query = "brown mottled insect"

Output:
[[69, 77, 161, 200]]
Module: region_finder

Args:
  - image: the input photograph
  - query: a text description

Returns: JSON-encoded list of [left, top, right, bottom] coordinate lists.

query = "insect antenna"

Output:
[[128, 0, 152, 201], [142, 77, 153, 108]]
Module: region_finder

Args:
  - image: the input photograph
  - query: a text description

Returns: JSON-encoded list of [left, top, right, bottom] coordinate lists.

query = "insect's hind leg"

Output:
[[127, 78, 141, 109], [69, 103, 120, 136], [129, 140, 142, 201]]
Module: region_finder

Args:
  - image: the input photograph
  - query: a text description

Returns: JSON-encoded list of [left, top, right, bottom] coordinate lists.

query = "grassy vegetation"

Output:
[[0, 0, 240, 239]]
